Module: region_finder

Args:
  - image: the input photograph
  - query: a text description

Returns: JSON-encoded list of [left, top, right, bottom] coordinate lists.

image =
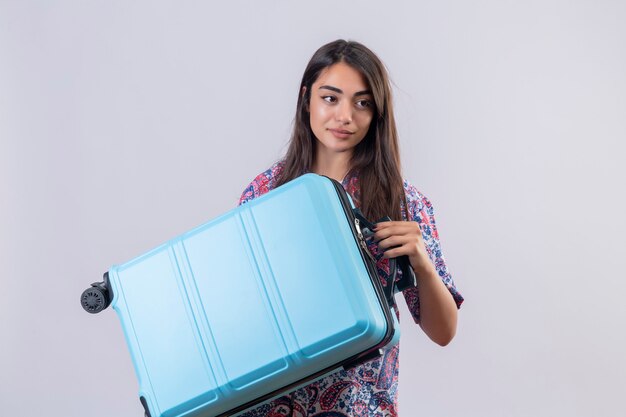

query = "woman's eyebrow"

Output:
[[319, 85, 372, 96]]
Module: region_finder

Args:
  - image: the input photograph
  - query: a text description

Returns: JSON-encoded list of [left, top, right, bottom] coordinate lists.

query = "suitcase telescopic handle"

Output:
[[352, 209, 417, 307]]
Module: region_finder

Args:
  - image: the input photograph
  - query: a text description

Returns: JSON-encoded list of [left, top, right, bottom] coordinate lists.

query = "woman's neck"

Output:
[[312, 151, 352, 182]]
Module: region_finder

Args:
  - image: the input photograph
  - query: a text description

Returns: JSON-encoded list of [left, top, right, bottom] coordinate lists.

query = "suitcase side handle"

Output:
[[352, 209, 417, 307]]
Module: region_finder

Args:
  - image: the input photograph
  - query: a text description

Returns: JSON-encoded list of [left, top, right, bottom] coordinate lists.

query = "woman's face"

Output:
[[307, 62, 375, 157]]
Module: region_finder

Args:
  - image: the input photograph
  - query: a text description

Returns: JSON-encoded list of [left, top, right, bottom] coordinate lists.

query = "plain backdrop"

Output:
[[1, 1, 625, 416]]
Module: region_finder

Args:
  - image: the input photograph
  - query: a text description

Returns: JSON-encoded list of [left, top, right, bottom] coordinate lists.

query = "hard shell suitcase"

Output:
[[81, 174, 415, 417]]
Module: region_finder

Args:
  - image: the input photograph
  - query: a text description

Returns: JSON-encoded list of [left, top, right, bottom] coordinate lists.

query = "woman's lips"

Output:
[[328, 128, 354, 139]]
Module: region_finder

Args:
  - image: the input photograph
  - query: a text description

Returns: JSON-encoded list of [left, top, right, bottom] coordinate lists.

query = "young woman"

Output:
[[238, 39, 464, 417]]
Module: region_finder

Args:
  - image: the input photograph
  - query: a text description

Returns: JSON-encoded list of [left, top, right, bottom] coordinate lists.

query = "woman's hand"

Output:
[[372, 220, 432, 276], [373, 220, 458, 346]]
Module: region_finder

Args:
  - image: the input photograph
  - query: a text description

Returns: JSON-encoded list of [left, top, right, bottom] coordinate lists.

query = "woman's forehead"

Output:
[[313, 62, 370, 93]]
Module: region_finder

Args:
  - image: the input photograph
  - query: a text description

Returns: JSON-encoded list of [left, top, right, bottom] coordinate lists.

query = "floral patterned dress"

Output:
[[238, 161, 464, 417]]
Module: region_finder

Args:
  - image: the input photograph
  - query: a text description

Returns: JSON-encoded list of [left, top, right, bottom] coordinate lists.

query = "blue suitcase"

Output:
[[81, 174, 415, 417]]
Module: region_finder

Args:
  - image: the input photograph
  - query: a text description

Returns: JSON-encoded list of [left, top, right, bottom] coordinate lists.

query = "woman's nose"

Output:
[[335, 100, 353, 124]]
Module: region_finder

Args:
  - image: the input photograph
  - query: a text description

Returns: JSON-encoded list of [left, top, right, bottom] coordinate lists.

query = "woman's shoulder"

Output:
[[238, 160, 285, 205], [401, 178, 438, 221], [401, 178, 446, 246], [248, 160, 285, 189], [403, 178, 428, 208]]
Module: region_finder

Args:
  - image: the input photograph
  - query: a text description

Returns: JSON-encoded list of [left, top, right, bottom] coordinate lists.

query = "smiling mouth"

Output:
[[328, 128, 354, 138]]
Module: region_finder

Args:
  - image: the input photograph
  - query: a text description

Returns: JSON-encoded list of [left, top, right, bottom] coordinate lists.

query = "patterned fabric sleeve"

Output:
[[402, 181, 464, 324], [238, 162, 284, 206]]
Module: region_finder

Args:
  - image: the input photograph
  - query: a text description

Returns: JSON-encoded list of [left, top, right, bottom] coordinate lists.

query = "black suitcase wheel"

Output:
[[81, 281, 111, 314]]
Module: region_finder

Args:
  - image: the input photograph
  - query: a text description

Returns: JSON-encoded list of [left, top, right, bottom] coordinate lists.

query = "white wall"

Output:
[[1, 1, 624, 416]]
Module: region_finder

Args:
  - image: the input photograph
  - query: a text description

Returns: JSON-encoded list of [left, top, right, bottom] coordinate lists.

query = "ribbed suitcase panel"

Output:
[[182, 213, 290, 391], [110, 174, 393, 417], [113, 247, 218, 417], [249, 180, 374, 358]]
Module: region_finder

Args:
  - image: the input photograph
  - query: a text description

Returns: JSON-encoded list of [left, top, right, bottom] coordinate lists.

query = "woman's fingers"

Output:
[[381, 246, 410, 259], [373, 221, 422, 241], [373, 221, 427, 263], [373, 221, 435, 274], [375, 234, 415, 250]]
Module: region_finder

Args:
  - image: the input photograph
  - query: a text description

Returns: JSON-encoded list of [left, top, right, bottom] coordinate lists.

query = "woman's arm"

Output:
[[410, 256, 458, 346], [373, 221, 458, 346]]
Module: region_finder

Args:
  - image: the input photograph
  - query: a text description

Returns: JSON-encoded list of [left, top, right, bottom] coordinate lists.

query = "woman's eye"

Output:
[[322, 96, 337, 103], [356, 99, 372, 109]]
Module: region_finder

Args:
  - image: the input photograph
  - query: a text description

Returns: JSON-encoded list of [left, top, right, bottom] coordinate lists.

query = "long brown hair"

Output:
[[277, 39, 406, 221]]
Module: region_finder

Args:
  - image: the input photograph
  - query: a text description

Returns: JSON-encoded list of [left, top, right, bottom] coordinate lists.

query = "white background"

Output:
[[1, 1, 625, 416]]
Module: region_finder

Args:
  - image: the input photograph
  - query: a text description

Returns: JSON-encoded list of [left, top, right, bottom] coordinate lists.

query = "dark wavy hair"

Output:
[[276, 39, 406, 221]]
